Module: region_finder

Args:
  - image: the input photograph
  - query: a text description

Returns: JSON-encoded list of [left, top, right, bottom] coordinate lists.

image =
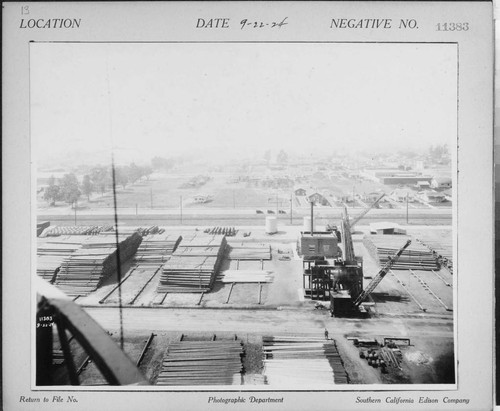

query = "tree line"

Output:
[[43, 163, 153, 207]]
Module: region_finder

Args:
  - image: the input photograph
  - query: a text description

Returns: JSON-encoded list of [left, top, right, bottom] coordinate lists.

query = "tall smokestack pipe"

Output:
[[310, 201, 314, 236]]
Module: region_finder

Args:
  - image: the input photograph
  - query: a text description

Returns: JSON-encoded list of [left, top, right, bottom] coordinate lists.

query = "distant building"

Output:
[[431, 177, 452, 190], [365, 192, 385, 202], [370, 222, 407, 235], [382, 175, 433, 186], [294, 187, 307, 196], [415, 181, 431, 189], [390, 189, 414, 202], [419, 190, 447, 203], [308, 192, 332, 207], [362, 168, 433, 186]]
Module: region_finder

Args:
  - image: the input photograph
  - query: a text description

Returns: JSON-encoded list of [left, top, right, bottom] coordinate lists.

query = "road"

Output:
[[84, 307, 453, 339], [38, 208, 452, 226]]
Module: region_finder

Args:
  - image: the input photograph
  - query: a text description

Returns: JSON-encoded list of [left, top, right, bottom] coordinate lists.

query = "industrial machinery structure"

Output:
[[301, 205, 363, 304], [300, 198, 410, 316]]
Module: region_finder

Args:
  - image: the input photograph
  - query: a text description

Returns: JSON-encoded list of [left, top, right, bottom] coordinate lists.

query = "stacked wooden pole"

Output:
[[42, 225, 113, 237], [37, 221, 50, 237], [219, 270, 273, 283], [364, 235, 439, 271], [226, 242, 271, 260], [417, 238, 453, 274], [37, 238, 82, 282], [262, 335, 348, 386], [134, 233, 182, 267], [156, 340, 243, 386], [54, 232, 142, 296], [157, 236, 227, 293], [99, 226, 166, 237]]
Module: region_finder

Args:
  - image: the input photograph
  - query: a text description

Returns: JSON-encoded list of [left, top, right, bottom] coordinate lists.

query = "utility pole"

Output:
[[290, 193, 293, 225], [406, 192, 409, 224], [276, 192, 279, 215], [150, 188, 153, 209], [180, 195, 183, 224], [74, 200, 77, 225]]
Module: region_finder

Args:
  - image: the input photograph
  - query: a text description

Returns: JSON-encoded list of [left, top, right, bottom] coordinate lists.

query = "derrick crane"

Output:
[[350, 193, 385, 229], [352, 239, 411, 307], [341, 206, 356, 263]]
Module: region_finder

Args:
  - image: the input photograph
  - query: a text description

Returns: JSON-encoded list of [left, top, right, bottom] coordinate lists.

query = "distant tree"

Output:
[[277, 150, 288, 164], [263, 150, 272, 164], [82, 174, 93, 201], [114, 166, 129, 189], [142, 165, 153, 180], [43, 175, 61, 206], [127, 163, 141, 183], [60, 173, 81, 207], [90, 166, 109, 195], [151, 156, 175, 171]]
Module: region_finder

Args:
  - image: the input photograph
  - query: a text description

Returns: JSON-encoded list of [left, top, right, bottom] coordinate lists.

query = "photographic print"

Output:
[[2, 2, 494, 410], [32, 40, 456, 388]]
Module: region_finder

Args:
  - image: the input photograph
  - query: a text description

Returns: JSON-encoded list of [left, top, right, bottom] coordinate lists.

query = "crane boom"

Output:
[[353, 239, 411, 307], [350, 193, 385, 229], [341, 207, 356, 263]]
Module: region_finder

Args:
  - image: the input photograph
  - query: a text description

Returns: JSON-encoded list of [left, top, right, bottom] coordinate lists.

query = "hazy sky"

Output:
[[31, 42, 457, 164]]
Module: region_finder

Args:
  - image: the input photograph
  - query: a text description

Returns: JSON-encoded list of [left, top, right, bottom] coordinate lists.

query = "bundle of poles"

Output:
[[157, 235, 227, 293], [41, 225, 113, 237], [363, 235, 439, 271], [226, 242, 272, 260], [156, 340, 243, 386], [134, 233, 182, 267], [53, 232, 142, 296], [262, 335, 348, 386]]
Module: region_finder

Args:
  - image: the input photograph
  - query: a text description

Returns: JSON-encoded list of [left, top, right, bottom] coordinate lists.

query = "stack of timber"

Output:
[[37, 238, 82, 282], [262, 336, 348, 387], [416, 238, 453, 274], [134, 233, 182, 267], [54, 232, 142, 296], [204, 226, 237, 236], [219, 270, 273, 283], [363, 235, 439, 271], [37, 221, 50, 237], [100, 225, 166, 237], [42, 225, 113, 237], [157, 236, 227, 293], [226, 242, 271, 260], [156, 340, 243, 386]]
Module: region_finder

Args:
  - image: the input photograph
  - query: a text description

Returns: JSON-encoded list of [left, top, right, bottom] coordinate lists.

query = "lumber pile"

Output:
[[157, 236, 227, 293], [156, 340, 243, 386], [99, 226, 166, 237], [54, 233, 142, 296], [134, 233, 182, 267], [226, 242, 271, 260], [42, 225, 113, 237], [37, 238, 83, 282], [157, 257, 220, 293], [262, 336, 348, 386], [204, 227, 237, 236], [416, 238, 453, 274], [364, 235, 439, 271], [37, 221, 50, 237], [219, 270, 273, 283]]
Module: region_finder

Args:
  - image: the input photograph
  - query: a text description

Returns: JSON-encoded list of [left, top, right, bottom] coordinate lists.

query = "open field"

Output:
[[38, 168, 452, 214]]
